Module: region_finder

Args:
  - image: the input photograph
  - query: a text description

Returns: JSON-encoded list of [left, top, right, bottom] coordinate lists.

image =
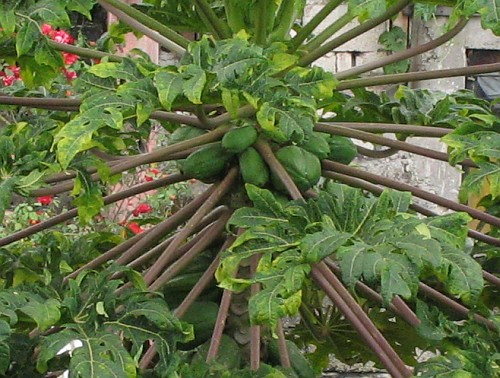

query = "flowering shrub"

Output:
[[36, 195, 54, 206]]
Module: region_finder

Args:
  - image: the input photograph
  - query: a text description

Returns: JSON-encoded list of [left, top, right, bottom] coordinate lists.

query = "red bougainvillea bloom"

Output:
[[132, 203, 153, 217], [52, 29, 74, 44], [63, 52, 79, 65], [41, 24, 54, 35], [37, 195, 54, 206], [62, 69, 77, 80], [144, 168, 161, 182], [126, 222, 144, 234], [0, 73, 16, 86]]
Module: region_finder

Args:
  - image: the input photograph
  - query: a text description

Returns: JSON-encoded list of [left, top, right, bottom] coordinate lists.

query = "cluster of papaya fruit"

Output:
[[171, 124, 358, 192]]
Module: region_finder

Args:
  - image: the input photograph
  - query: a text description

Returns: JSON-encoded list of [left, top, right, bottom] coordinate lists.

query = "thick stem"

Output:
[[117, 185, 216, 269], [357, 145, 399, 159], [0, 174, 186, 248], [254, 139, 303, 201], [143, 167, 238, 285], [311, 266, 410, 378], [336, 62, 500, 90], [254, 0, 269, 46], [315, 123, 476, 168], [335, 18, 468, 80], [291, 0, 344, 49], [98, 0, 189, 49], [322, 122, 452, 137], [99, 1, 185, 56], [299, 0, 411, 66], [322, 162, 500, 228], [249, 254, 261, 370], [483, 271, 500, 287], [304, 13, 352, 51], [275, 322, 291, 369], [174, 235, 236, 317], [149, 212, 231, 291], [208, 104, 256, 128], [418, 282, 496, 331], [30, 126, 230, 197], [193, 0, 231, 39], [323, 170, 500, 247], [125, 206, 228, 268], [207, 280, 235, 362], [48, 40, 123, 62]]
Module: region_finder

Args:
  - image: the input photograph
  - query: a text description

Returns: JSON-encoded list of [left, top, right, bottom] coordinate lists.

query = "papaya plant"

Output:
[[0, 0, 499, 377]]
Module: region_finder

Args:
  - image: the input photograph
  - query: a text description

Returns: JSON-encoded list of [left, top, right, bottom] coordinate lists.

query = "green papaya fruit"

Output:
[[272, 145, 321, 191], [222, 125, 258, 153], [239, 147, 269, 187], [181, 142, 233, 181], [178, 301, 219, 350], [267, 339, 315, 378], [327, 136, 357, 165], [299, 132, 331, 160], [170, 125, 207, 145]]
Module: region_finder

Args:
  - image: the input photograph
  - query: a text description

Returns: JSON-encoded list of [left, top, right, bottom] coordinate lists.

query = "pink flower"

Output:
[[6, 65, 20, 78], [132, 203, 153, 217], [63, 52, 79, 65], [41, 24, 54, 36], [51, 29, 74, 44], [1, 74, 16, 86], [126, 222, 144, 234], [62, 68, 77, 80], [37, 195, 54, 206]]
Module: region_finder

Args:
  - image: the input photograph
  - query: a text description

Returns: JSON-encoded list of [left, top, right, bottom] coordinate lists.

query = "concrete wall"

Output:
[[304, 1, 499, 212]]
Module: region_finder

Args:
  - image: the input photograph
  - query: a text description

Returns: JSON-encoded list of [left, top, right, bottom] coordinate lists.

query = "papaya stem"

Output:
[[335, 18, 468, 80], [97, 0, 189, 49], [322, 122, 452, 137], [149, 211, 231, 291], [254, 0, 269, 46], [321, 162, 500, 229], [299, 0, 411, 66], [249, 253, 261, 370], [336, 62, 500, 90], [275, 321, 291, 368], [193, 0, 232, 39], [254, 139, 303, 201], [357, 145, 399, 158], [48, 40, 123, 62], [0, 174, 186, 249], [304, 12, 352, 52], [290, 0, 344, 49], [143, 167, 238, 286], [312, 263, 412, 377], [314, 123, 476, 168]]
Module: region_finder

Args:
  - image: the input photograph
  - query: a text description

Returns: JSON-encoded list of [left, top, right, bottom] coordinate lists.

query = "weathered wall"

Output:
[[304, 1, 499, 212]]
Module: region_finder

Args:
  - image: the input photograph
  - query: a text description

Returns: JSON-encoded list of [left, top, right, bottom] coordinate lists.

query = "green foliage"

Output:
[[218, 183, 484, 331]]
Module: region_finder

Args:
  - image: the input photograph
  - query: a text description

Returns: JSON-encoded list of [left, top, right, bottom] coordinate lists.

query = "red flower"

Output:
[[37, 195, 54, 206], [62, 68, 77, 80], [132, 203, 153, 217], [29, 219, 41, 225], [51, 29, 74, 44], [126, 222, 144, 234], [144, 168, 161, 182], [63, 52, 79, 65], [41, 24, 54, 36], [1, 74, 16, 86]]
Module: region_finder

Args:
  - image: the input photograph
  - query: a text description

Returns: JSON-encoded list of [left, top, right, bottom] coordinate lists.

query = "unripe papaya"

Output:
[[327, 136, 357, 164], [181, 142, 233, 181], [170, 125, 207, 145], [272, 145, 321, 191], [299, 132, 331, 160], [222, 125, 258, 153], [239, 147, 269, 187]]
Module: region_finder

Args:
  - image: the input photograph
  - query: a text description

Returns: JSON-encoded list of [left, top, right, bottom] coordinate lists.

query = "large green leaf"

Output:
[[155, 71, 184, 110], [19, 298, 60, 332], [16, 20, 39, 57], [37, 327, 137, 377]]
